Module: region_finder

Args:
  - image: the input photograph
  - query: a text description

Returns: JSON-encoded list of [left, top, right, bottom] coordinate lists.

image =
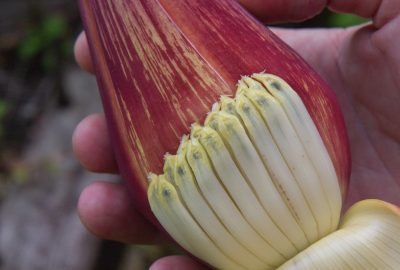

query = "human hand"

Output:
[[73, 0, 400, 268]]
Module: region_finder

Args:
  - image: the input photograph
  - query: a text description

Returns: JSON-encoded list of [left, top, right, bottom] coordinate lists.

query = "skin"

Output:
[[73, 0, 400, 269]]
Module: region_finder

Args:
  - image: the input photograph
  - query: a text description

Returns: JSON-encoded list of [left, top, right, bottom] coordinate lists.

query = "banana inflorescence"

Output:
[[148, 73, 343, 270], [79, 0, 400, 268]]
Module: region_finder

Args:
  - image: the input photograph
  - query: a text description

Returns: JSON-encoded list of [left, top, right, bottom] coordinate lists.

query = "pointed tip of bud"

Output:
[[252, 73, 287, 94], [177, 135, 190, 154], [220, 96, 237, 115], [181, 134, 190, 142], [204, 111, 220, 128], [219, 95, 233, 103], [163, 152, 172, 160], [157, 175, 177, 201], [236, 77, 249, 94], [163, 154, 177, 180], [190, 123, 203, 139], [251, 72, 270, 80], [147, 173, 159, 184], [211, 101, 221, 112], [185, 137, 204, 162]]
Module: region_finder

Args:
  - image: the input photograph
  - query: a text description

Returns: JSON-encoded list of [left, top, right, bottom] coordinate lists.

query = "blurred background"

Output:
[[0, 1, 366, 270]]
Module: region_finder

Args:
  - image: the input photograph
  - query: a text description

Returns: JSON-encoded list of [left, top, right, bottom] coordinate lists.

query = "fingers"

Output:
[[329, 0, 400, 28], [72, 113, 119, 173], [328, 0, 380, 18], [239, 0, 399, 27], [149, 256, 209, 270], [238, 0, 327, 23], [78, 181, 161, 244], [74, 31, 94, 74]]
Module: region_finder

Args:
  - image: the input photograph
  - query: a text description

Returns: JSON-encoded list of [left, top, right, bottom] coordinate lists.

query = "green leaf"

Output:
[[0, 100, 8, 139], [328, 13, 369, 27], [17, 34, 43, 61], [17, 15, 68, 61], [0, 100, 8, 119], [41, 50, 58, 71], [41, 16, 68, 42]]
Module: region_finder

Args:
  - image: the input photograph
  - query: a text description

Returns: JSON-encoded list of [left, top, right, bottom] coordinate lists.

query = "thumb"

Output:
[[238, 0, 327, 23]]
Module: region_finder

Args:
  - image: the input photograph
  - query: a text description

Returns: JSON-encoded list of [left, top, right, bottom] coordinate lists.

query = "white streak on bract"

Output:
[[118, 89, 149, 173]]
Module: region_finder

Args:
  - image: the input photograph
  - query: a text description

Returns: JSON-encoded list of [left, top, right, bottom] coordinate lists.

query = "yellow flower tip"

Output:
[[193, 125, 219, 148], [252, 73, 287, 94], [211, 101, 221, 112], [190, 123, 203, 139], [219, 95, 234, 105], [219, 94, 234, 101], [236, 77, 249, 94], [243, 76, 264, 91], [220, 96, 237, 114], [198, 127, 221, 150], [157, 176, 178, 202], [204, 111, 220, 129], [162, 153, 173, 162], [177, 135, 190, 154], [251, 72, 278, 82], [163, 154, 177, 182], [238, 75, 250, 84], [251, 72, 270, 80], [235, 95, 252, 114], [147, 173, 158, 183], [147, 174, 159, 202]]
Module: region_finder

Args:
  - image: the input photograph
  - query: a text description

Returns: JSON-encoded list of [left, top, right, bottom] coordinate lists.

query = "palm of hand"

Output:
[[273, 22, 400, 208]]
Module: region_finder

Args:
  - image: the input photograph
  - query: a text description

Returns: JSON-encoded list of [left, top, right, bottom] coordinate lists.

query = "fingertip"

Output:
[[72, 113, 119, 173], [78, 181, 159, 244], [239, 0, 327, 23], [74, 31, 95, 74], [78, 181, 114, 238], [149, 256, 208, 270]]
